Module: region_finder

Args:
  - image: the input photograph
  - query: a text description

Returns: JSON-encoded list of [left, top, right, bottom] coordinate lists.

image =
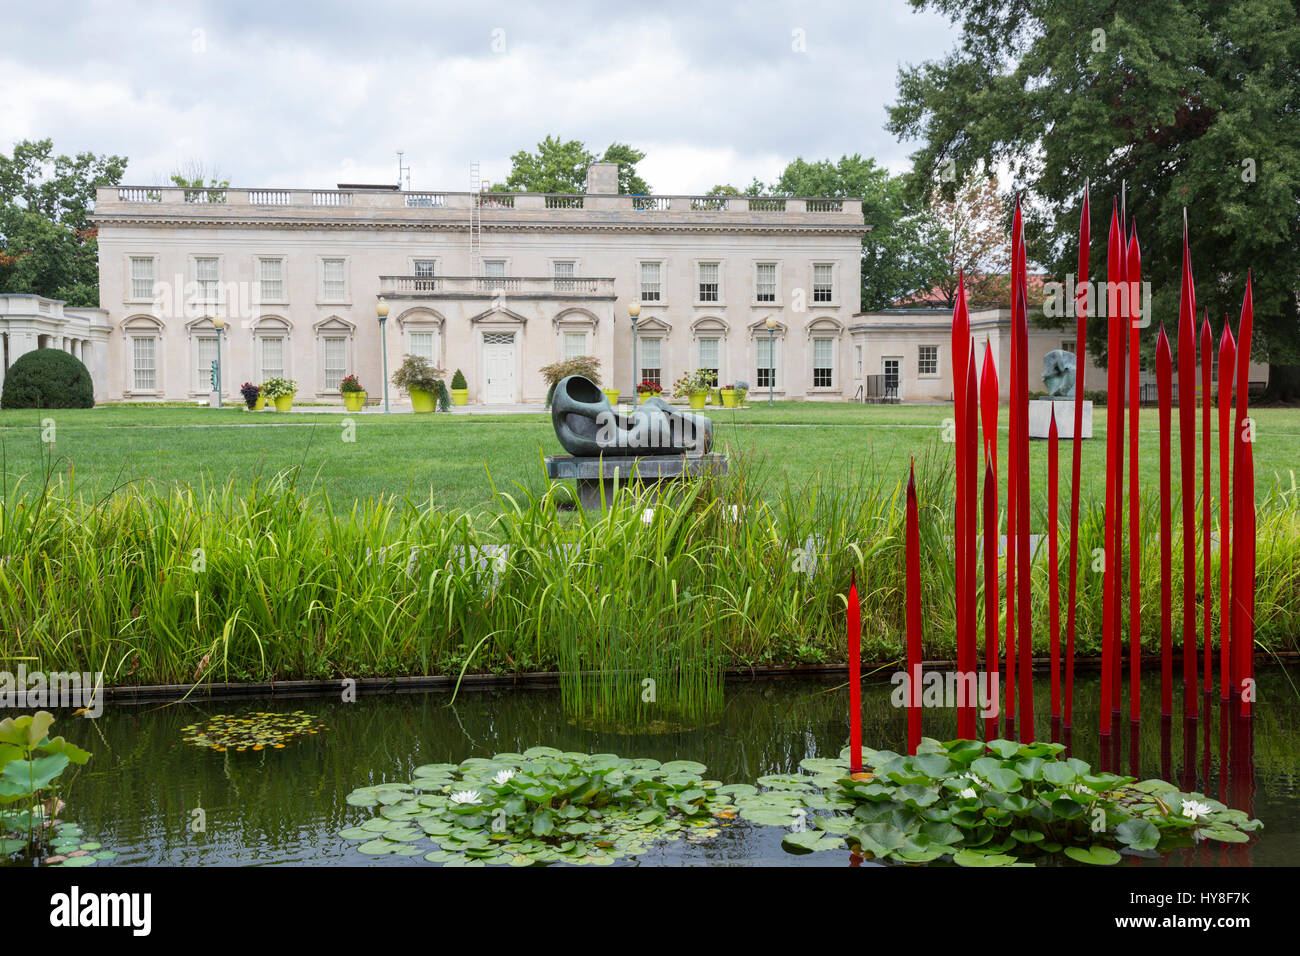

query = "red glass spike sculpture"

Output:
[[906, 461, 923, 753], [1064, 184, 1089, 729], [848, 570, 862, 771], [1217, 323, 1236, 701], [1177, 216, 1197, 719], [1157, 326, 1173, 716]]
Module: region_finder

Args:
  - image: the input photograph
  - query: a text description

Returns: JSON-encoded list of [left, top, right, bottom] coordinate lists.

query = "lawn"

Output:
[[0, 401, 1295, 514]]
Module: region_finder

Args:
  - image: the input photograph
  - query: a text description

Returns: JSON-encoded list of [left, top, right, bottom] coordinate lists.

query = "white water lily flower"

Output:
[[1181, 799, 1213, 822], [958, 788, 978, 800], [491, 769, 515, 785], [449, 790, 482, 805]]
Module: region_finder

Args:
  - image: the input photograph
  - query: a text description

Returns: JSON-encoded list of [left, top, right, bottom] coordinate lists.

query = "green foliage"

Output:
[[736, 738, 1261, 865], [540, 355, 600, 406], [671, 368, 713, 398], [497, 136, 650, 194], [389, 356, 450, 410], [260, 377, 297, 399], [450, 369, 467, 390], [0, 138, 127, 306], [0, 711, 92, 862], [340, 748, 726, 865], [887, 0, 1300, 384], [0, 348, 93, 409]]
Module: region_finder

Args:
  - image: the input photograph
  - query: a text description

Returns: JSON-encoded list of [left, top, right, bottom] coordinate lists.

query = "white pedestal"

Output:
[[1029, 399, 1092, 439]]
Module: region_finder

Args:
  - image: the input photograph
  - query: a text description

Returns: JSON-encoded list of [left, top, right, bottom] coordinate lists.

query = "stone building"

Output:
[[87, 163, 867, 405], [0, 294, 110, 396]]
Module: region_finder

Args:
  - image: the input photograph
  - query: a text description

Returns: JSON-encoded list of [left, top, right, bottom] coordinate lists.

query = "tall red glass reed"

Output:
[[1048, 408, 1060, 720], [951, 273, 971, 738], [1126, 224, 1142, 723], [906, 462, 924, 752], [1177, 222, 1197, 719], [1157, 326, 1173, 716], [963, 348, 979, 738], [982, 456, 999, 741], [1217, 324, 1236, 700], [848, 571, 862, 771], [1064, 185, 1089, 729], [1100, 199, 1121, 735], [1200, 314, 1213, 695]]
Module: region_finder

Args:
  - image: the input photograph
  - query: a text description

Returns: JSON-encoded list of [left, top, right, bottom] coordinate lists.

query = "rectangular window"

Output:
[[563, 331, 587, 360], [813, 338, 834, 388], [261, 336, 285, 380], [699, 337, 720, 386], [322, 258, 347, 301], [129, 257, 155, 301], [756, 263, 777, 302], [855, 344, 863, 377], [640, 262, 661, 302], [413, 259, 436, 291], [697, 262, 719, 302], [195, 258, 220, 302], [757, 337, 776, 389], [323, 336, 347, 390], [553, 260, 576, 293], [640, 338, 662, 386], [258, 258, 284, 302], [1060, 340, 1075, 354], [132, 336, 156, 390], [918, 345, 938, 376], [195, 335, 218, 392], [409, 331, 435, 362], [813, 263, 834, 303], [484, 259, 506, 291]]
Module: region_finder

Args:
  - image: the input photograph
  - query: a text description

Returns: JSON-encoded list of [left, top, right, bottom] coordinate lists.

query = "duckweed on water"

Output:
[[340, 747, 731, 866], [181, 711, 327, 751]]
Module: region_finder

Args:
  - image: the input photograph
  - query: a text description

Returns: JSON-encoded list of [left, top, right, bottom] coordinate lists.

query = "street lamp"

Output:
[[764, 315, 778, 406], [628, 301, 641, 408], [211, 316, 226, 408], [376, 296, 391, 413]]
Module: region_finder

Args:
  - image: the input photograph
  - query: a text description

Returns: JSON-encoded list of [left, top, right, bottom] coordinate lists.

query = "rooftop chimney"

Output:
[[585, 162, 619, 195]]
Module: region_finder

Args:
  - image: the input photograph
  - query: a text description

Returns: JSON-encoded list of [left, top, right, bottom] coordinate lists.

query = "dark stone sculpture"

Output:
[[1042, 349, 1077, 398], [550, 375, 713, 456]]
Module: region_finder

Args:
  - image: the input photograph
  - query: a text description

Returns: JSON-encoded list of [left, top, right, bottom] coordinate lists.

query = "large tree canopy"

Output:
[[497, 136, 650, 195], [887, 0, 1300, 398], [0, 139, 126, 306]]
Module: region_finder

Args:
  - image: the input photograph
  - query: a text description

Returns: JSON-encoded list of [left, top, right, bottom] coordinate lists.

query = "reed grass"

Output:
[[0, 457, 1296, 688]]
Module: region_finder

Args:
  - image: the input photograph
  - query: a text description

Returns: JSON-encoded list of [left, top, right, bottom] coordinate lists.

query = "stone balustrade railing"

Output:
[[377, 275, 616, 297], [97, 186, 863, 218]]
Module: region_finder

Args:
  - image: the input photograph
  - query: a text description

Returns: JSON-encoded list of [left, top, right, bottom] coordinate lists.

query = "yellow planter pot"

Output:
[[343, 391, 366, 412], [273, 395, 294, 412], [409, 388, 436, 413], [451, 388, 469, 406], [720, 389, 738, 408], [638, 391, 655, 403], [708, 388, 722, 405], [689, 392, 707, 410], [602, 388, 620, 406], [253, 395, 266, 411]]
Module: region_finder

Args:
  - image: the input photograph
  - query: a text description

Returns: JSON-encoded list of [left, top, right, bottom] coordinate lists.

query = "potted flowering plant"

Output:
[[262, 377, 298, 412], [733, 379, 750, 405], [391, 355, 450, 413], [240, 382, 264, 411], [672, 369, 712, 410], [637, 380, 662, 403], [450, 369, 469, 406], [720, 383, 740, 408], [340, 374, 366, 412]]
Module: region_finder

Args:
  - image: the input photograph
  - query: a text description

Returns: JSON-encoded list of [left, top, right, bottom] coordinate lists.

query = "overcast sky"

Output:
[[2, 0, 958, 194]]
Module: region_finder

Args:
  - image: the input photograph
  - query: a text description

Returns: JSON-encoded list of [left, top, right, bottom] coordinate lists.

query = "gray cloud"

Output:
[[1, 0, 957, 192]]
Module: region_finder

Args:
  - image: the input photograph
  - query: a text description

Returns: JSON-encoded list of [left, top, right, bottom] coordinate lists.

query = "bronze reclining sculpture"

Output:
[[550, 375, 713, 457]]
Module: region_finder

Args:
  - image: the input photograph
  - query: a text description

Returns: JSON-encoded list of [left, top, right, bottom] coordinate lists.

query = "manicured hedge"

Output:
[[0, 348, 94, 409]]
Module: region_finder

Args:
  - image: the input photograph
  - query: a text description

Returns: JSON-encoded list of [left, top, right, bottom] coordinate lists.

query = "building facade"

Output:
[[0, 294, 111, 396], [88, 163, 867, 405]]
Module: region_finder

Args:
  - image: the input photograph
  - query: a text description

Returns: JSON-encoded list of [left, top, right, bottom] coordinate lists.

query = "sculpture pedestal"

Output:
[[1029, 399, 1093, 439], [544, 454, 729, 510]]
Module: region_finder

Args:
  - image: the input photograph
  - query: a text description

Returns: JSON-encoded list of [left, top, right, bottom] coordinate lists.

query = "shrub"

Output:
[[540, 356, 601, 406], [391, 356, 450, 410], [0, 349, 94, 409], [451, 369, 467, 390]]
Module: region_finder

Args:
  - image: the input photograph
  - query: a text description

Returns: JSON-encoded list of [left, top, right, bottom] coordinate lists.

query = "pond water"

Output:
[[40, 669, 1299, 866]]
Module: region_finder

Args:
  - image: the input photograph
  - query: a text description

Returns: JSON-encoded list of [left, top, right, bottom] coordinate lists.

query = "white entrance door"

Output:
[[483, 333, 516, 404]]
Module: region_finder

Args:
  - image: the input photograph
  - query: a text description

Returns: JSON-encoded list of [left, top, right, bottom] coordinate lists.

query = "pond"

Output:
[[42, 669, 1298, 866]]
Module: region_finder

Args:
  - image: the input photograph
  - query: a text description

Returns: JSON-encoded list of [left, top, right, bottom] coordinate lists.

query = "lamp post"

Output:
[[628, 301, 641, 408], [377, 296, 390, 413], [211, 316, 226, 408], [765, 315, 778, 406]]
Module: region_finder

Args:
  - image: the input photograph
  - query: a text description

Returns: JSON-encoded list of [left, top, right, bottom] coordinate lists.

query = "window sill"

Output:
[[752, 300, 782, 308], [317, 300, 352, 307]]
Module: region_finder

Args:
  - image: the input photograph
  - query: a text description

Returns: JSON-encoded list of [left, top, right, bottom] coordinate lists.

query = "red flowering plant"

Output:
[[637, 380, 662, 395], [340, 374, 364, 394]]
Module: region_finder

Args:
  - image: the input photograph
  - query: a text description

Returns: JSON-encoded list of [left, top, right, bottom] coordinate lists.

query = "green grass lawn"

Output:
[[0, 401, 1296, 513]]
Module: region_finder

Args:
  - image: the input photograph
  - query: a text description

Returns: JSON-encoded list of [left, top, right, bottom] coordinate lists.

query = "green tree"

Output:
[[0, 139, 126, 306], [169, 160, 229, 203], [769, 155, 948, 310], [887, 0, 1300, 399], [497, 136, 651, 194]]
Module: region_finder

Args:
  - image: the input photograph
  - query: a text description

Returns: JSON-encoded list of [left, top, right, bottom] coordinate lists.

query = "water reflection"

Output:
[[32, 669, 1295, 867]]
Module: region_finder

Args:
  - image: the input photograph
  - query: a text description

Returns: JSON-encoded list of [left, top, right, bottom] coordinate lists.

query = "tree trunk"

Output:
[[1261, 364, 1300, 404]]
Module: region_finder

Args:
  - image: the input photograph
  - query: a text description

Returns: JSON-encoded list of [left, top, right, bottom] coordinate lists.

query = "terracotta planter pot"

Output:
[[409, 388, 436, 413], [343, 391, 366, 412]]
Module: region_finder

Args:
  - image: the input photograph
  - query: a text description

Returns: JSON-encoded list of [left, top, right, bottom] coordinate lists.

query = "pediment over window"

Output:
[[121, 313, 164, 332], [636, 315, 672, 334], [253, 314, 292, 333], [554, 307, 599, 329], [806, 316, 845, 339], [396, 306, 445, 329], [747, 317, 787, 338], [690, 316, 728, 339], [314, 314, 356, 335], [468, 306, 528, 325]]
